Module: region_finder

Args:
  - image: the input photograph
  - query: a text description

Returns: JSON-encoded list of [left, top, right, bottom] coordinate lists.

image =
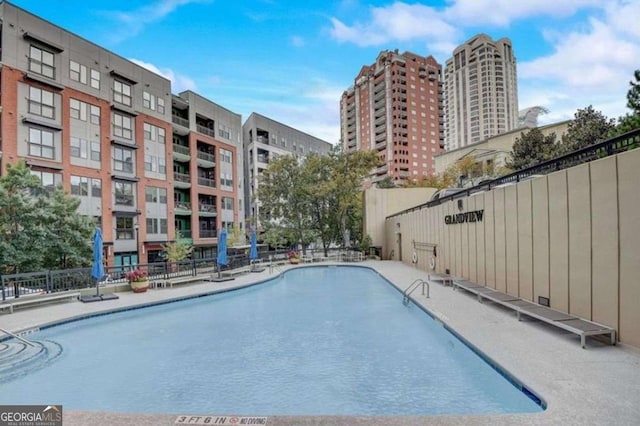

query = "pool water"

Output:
[[0, 266, 542, 415]]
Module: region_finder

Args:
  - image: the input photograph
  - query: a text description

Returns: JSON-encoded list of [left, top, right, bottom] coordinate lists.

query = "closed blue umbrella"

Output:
[[249, 230, 258, 260], [216, 228, 228, 278], [91, 228, 104, 296]]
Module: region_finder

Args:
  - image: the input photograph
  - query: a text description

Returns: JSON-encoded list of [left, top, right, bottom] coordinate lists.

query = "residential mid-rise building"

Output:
[[0, 1, 244, 267], [340, 50, 444, 184], [444, 34, 519, 150], [171, 91, 243, 260], [243, 112, 332, 229]]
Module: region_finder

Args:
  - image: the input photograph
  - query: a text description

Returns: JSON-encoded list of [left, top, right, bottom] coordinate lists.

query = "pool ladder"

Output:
[[403, 279, 430, 305], [0, 327, 36, 347]]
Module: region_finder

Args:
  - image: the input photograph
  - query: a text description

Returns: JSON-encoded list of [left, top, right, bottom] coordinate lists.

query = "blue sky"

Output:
[[10, 0, 640, 143]]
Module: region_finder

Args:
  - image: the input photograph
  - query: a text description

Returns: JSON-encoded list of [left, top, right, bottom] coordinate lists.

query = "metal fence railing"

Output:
[[1, 247, 367, 301]]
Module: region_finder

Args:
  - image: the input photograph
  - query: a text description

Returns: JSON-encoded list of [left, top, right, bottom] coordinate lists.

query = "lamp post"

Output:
[[134, 223, 140, 266]]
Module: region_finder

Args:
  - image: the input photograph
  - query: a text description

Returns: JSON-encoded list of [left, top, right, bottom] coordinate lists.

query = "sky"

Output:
[[9, 0, 640, 144]]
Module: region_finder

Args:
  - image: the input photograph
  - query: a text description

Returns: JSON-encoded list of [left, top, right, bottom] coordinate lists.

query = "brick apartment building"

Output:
[[340, 50, 444, 184], [0, 1, 243, 267]]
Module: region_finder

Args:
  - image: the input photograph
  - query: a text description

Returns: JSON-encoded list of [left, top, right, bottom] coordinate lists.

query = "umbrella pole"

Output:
[[95, 277, 101, 298]]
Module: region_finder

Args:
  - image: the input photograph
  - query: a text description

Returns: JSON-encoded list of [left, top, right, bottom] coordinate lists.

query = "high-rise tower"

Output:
[[340, 50, 444, 184], [444, 34, 518, 150]]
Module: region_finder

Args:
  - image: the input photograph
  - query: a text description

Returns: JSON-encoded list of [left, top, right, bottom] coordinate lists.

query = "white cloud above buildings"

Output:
[[130, 59, 198, 93], [330, 0, 640, 130]]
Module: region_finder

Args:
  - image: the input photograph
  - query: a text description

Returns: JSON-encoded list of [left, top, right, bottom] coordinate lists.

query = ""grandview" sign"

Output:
[[444, 210, 484, 225]]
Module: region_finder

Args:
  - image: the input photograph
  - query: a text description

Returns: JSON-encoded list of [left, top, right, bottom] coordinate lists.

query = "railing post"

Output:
[[47, 270, 52, 294], [1, 275, 4, 301], [192, 259, 197, 276]]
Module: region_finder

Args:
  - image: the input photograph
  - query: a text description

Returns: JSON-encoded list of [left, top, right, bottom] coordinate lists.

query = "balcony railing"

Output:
[[175, 201, 192, 211], [196, 125, 215, 137], [174, 172, 190, 183], [198, 203, 216, 213], [200, 229, 217, 238], [198, 177, 216, 188], [115, 195, 134, 206], [257, 154, 269, 164], [197, 151, 215, 163], [172, 115, 189, 128], [177, 229, 192, 239], [173, 144, 190, 156]]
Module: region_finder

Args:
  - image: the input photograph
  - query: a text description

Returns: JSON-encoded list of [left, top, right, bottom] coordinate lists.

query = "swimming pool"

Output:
[[0, 266, 543, 415]]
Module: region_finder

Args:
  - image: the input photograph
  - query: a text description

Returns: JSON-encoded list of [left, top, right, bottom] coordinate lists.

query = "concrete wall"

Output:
[[385, 148, 640, 348], [363, 186, 437, 249]]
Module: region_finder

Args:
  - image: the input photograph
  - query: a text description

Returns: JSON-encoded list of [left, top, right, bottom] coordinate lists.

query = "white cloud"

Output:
[[446, 0, 605, 26], [329, 3, 459, 53], [291, 35, 305, 47], [103, 0, 209, 41], [130, 59, 197, 92]]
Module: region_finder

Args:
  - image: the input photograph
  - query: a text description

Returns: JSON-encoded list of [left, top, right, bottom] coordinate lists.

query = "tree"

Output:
[[561, 106, 615, 153], [627, 69, 640, 115], [506, 128, 561, 171], [376, 176, 396, 188], [162, 230, 193, 262], [257, 155, 315, 254], [0, 160, 93, 273]]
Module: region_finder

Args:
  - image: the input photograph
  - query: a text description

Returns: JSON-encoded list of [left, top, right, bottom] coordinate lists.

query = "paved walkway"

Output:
[[2, 261, 640, 426]]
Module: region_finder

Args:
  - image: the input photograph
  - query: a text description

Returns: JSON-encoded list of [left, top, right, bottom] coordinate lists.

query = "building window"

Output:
[[90, 105, 100, 125], [28, 127, 55, 159], [113, 146, 133, 173], [114, 181, 134, 206], [69, 60, 87, 84], [157, 97, 165, 114], [218, 124, 231, 139], [146, 218, 159, 234], [115, 216, 134, 240], [70, 175, 89, 196], [143, 123, 165, 143], [142, 91, 165, 114], [222, 197, 234, 210], [221, 172, 233, 187], [28, 87, 55, 119], [144, 154, 166, 174], [90, 69, 100, 89], [29, 45, 55, 79], [112, 113, 133, 140], [70, 99, 86, 121], [92, 178, 102, 197], [113, 80, 132, 107], [70, 137, 88, 159], [220, 148, 232, 163], [30, 170, 61, 192]]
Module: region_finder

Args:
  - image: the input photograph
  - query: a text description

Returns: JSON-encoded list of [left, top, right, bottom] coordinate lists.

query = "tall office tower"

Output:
[[444, 34, 518, 150], [243, 112, 332, 229], [340, 50, 444, 184], [0, 2, 244, 266], [170, 91, 243, 260]]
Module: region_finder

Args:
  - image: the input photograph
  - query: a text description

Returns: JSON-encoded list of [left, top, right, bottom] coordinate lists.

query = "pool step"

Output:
[[0, 340, 63, 383]]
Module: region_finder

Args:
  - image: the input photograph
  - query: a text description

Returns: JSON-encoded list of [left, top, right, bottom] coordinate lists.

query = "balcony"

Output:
[[197, 176, 216, 188], [173, 144, 190, 162], [257, 154, 269, 164], [256, 136, 269, 145], [375, 132, 386, 143], [199, 229, 217, 238], [172, 115, 189, 128], [375, 141, 387, 151], [196, 125, 215, 138], [375, 165, 388, 174], [175, 201, 192, 215], [174, 172, 191, 189], [198, 203, 217, 217], [177, 229, 192, 239], [196, 150, 215, 168]]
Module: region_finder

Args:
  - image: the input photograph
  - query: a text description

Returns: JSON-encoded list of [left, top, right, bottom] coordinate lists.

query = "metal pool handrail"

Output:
[[0, 327, 36, 347], [403, 279, 429, 305]]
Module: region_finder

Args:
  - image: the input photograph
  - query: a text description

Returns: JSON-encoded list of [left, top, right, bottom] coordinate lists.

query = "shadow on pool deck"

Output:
[[3, 261, 640, 426]]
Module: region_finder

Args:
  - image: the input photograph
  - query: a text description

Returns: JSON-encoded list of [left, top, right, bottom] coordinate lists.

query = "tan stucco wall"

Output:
[[384, 148, 640, 348], [434, 120, 571, 174], [363, 186, 437, 248]]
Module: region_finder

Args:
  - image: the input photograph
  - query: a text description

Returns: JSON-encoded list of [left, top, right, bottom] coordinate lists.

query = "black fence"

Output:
[[393, 128, 640, 216], [0, 248, 321, 301]]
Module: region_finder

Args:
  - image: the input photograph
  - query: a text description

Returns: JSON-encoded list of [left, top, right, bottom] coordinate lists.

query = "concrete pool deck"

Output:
[[2, 260, 639, 426]]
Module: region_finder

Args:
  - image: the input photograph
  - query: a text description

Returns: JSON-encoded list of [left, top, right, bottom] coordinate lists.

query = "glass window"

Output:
[[31, 170, 61, 192], [29, 45, 55, 78], [146, 218, 158, 234], [113, 80, 132, 106], [114, 181, 134, 206], [115, 216, 134, 240], [28, 127, 55, 159], [90, 105, 100, 125], [113, 146, 133, 173], [90, 69, 100, 89], [69, 60, 87, 84], [28, 86, 55, 118], [157, 97, 165, 114], [112, 113, 133, 140], [159, 218, 168, 234], [91, 178, 102, 197]]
